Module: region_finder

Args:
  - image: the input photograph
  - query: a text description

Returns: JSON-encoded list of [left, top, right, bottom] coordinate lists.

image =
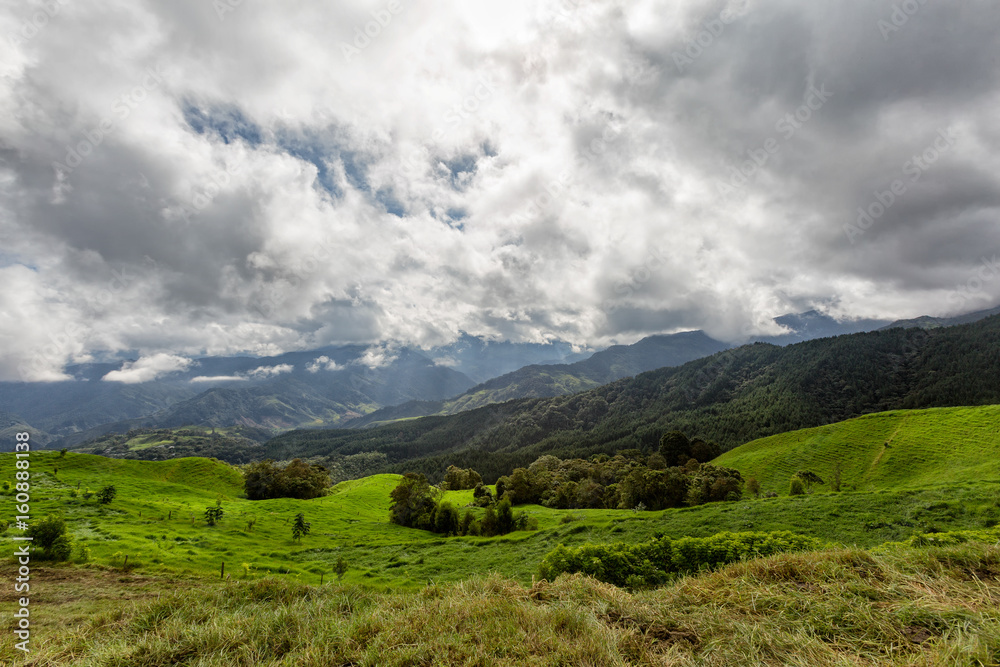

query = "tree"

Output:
[[495, 496, 514, 534], [27, 515, 72, 561], [389, 473, 439, 529], [434, 502, 459, 536], [204, 506, 224, 526], [334, 555, 349, 581], [746, 477, 761, 498], [292, 513, 311, 542], [480, 504, 498, 537], [97, 485, 117, 505], [659, 431, 691, 466], [459, 509, 476, 536]]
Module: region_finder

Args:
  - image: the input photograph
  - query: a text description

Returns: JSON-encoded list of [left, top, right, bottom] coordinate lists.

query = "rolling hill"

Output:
[[715, 405, 1000, 495]]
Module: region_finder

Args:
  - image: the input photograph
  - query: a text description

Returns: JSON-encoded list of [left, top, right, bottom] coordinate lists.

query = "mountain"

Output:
[[50, 348, 474, 448], [755, 310, 891, 345], [879, 305, 1000, 331], [426, 334, 593, 383], [345, 331, 731, 427], [265, 314, 1000, 482]]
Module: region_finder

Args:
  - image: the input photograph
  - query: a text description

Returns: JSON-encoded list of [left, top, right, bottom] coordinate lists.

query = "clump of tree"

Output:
[[389, 473, 533, 537], [243, 459, 331, 500], [493, 448, 743, 511], [658, 431, 721, 467], [440, 465, 483, 490]]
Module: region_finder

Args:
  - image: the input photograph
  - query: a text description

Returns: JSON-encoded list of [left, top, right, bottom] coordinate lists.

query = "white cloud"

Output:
[[190, 375, 247, 383], [246, 363, 294, 378], [101, 353, 192, 384], [306, 356, 341, 373], [356, 346, 398, 369]]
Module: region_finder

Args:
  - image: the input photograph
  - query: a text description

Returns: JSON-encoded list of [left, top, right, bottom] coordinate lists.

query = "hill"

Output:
[[347, 331, 729, 427], [880, 304, 1000, 331], [265, 315, 1000, 482], [716, 405, 1000, 494]]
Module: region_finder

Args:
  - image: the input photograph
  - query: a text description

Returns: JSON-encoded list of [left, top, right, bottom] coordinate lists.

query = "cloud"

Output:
[[1, 0, 998, 379], [101, 353, 192, 384], [306, 356, 341, 373], [356, 346, 398, 369], [246, 363, 294, 378], [190, 375, 247, 383]]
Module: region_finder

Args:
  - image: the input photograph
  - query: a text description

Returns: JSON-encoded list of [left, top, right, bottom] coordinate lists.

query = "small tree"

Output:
[[204, 506, 224, 526], [334, 555, 349, 581], [746, 477, 761, 498], [97, 485, 117, 505], [59, 448, 68, 458], [292, 513, 311, 542]]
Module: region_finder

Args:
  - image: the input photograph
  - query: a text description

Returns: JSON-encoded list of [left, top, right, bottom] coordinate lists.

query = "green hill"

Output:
[[715, 405, 1000, 495]]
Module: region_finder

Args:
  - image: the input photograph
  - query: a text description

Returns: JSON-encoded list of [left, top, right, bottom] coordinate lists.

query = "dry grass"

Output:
[[3, 543, 999, 666]]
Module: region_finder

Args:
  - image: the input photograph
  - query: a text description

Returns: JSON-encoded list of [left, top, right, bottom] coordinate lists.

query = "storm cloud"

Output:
[[1, 0, 998, 380]]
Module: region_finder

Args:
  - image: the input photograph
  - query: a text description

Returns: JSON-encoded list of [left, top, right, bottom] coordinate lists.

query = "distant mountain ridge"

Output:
[[879, 305, 1000, 331], [346, 331, 730, 427], [265, 313, 1000, 483]]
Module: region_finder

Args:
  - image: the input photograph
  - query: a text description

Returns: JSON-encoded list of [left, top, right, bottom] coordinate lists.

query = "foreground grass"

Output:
[[3, 542, 999, 666]]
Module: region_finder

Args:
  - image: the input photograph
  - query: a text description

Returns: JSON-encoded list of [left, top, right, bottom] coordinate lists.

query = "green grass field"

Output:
[[4, 405, 1000, 589], [715, 404, 1000, 495]]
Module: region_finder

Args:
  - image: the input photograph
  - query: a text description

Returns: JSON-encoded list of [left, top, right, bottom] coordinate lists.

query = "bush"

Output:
[[27, 515, 73, 561], [538, 530, 825, 587], [789, 477, 806, 496], [97, 485, 117, 504]]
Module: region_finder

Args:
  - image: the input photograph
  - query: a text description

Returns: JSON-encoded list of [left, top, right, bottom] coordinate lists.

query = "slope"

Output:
[[715, 405, 1000, 494]]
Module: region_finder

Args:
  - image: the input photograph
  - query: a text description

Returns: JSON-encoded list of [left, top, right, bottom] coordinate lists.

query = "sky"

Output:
[[1, 0, 999, 381]]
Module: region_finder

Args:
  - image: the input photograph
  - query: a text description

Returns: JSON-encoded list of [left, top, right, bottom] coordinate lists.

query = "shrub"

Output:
[[97, 485, 117, 504], [538, 530, 825, 587], [27, 515, 73, 561], [789, 476, 806, 496]]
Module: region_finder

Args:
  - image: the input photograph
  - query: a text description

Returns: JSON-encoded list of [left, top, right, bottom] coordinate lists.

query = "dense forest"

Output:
[[265, 316, 1000, 482]]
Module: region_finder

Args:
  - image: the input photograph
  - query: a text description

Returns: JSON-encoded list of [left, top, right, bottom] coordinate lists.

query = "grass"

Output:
[[715, 404, 1000, 495], [4, 451, 1000, 590], [3, 542, 999, 665]]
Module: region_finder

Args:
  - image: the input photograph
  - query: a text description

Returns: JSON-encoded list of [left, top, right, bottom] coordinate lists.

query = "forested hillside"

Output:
[[265, 315, 1000, 482]]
